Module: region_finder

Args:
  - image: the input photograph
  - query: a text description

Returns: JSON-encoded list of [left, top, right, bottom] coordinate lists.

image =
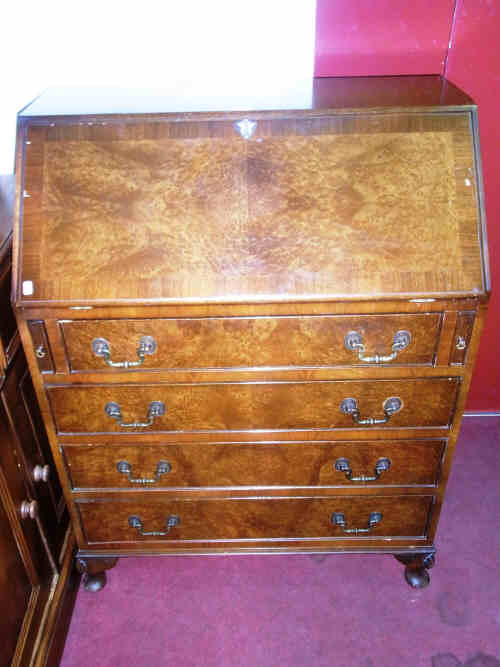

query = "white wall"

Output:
[[0, 0, 316, 173]]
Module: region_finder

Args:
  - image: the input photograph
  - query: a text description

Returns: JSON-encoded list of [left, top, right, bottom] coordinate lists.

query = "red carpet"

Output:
[[61, 417, 500, 667]]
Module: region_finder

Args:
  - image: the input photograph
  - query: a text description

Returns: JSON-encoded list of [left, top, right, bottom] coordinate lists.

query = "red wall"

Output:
[[315, 1, 455, 76], [315, 0, 500, 411]]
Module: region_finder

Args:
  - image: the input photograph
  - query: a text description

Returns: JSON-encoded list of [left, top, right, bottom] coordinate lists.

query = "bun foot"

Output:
[[395, 552, 435, 589], [404, 566, 430, 589], [83, 572, 107, 592], [76, 556, 118, 592]]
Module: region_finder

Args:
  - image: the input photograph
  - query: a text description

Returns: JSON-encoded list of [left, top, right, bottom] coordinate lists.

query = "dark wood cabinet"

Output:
[[0, 176, 77, 667], [12, 76, 490, 591]]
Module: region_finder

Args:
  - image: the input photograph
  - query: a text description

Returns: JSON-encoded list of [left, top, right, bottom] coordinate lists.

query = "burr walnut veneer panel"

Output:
[[18, 112, 485, 304], [78, 495, 433, 545], [47, 379, 459, 434], [62, 439, 445, 490], [60, 313, 442, 371]]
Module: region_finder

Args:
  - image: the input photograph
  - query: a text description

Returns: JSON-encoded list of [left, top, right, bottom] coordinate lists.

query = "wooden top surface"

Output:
[[19, 76, 473, 118], [15, 78, 488, 306]]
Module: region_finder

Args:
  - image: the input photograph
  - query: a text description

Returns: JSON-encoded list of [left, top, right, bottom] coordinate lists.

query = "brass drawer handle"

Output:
[[344, 330, 411, 363], [340, 396, 402, 425], [33, 464, 50, 483], [128, 515, 180, 537], [117, 460, 171, 484], [334, 457, 391, 482], [331, 511, 382, 535], [105, 401, 166, 428], [35, 345, 46, 358], [20, 500, 39, 520], [92, 336, 157, 368]]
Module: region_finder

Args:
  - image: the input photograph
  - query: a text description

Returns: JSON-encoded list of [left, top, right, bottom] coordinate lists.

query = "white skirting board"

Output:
[[464, 411, 500, 417]]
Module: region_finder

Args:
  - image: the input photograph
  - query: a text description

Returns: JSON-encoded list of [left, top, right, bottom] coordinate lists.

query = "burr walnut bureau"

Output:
[[12, 76, 490, 590]]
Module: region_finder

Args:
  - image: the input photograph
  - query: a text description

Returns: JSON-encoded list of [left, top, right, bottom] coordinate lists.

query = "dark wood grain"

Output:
[[0, 473, 32, 667], [36, 534, 81, 667], [311, 76, 474, 110], [0, 396, 53, 667], [62, 439, 445, 490], [2, 350, 65, 557], [0, 264, 17, 372], [78, 495, 433, 544], [60, 313, 441, 372], [47, 378, 459, 434]]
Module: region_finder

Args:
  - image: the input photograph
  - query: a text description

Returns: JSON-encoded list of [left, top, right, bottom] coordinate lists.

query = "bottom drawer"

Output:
[[78, 495, 433, 545]]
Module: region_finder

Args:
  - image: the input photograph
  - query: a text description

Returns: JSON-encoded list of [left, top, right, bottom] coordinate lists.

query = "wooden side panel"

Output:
[[0, 265, 18, 371], [47, 378, 460, 434]]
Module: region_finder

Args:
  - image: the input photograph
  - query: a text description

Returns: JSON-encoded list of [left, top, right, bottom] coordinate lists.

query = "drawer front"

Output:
[[60, 313, 441, 372], [78, 495, 433, 544], [63, 439, 445, 489], [47, 378, 459, 434]]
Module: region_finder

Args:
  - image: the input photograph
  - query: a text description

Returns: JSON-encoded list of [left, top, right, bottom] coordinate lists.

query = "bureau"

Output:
[[12, 76, 490, 590]]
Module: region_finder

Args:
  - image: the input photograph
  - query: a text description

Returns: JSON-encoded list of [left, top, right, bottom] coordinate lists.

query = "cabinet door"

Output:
[[0, 399, 53, 667], [2, 350, 66, 561], [0, 479, 33, 667]]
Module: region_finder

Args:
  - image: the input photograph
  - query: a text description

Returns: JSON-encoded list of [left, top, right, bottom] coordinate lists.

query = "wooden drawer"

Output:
[[59, 313, 442, 372], [47, 378, 459, 434], [63, 439, 445, 489], [78, 495, 433, 544]]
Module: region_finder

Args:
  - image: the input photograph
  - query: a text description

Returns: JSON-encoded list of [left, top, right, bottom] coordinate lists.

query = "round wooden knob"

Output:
[[33, 464, 50, 483], [20, 500, 38, 520]]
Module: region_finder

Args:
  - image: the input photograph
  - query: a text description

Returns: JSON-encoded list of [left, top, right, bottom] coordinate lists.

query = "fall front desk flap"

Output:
[[14, 78, 488, 306]]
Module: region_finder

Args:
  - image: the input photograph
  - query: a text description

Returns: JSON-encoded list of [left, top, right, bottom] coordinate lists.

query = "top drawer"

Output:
[[60, 313, 442, 372]]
